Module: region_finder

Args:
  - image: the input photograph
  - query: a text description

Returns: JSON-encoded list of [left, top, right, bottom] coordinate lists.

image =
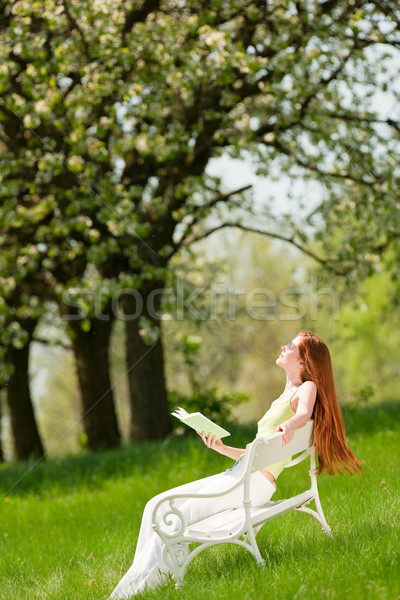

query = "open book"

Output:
[[171, 407, 231, 439]]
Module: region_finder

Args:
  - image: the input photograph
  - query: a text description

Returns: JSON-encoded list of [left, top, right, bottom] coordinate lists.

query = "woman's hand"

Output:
[[197, 432, 245, 461], [276, 422, 295, 446], [197, 431, 224, 453]]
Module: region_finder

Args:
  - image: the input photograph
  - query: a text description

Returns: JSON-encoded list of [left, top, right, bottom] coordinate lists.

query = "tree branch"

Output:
[[173, 184, 253, 251], [262, 136, 381, 188], [181, 221, 353, 276], [123, 0, 161, 34], [62, 0, 92, 60], [314, 111, 400, 132], [255, 45, 355, 140]]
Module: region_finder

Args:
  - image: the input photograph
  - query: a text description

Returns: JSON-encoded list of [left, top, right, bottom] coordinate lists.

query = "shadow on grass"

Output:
[[0, 426, 254, 499], [0, 434, 188, 499], [342, 399, 400, 436], [1, 400, 398, 499]]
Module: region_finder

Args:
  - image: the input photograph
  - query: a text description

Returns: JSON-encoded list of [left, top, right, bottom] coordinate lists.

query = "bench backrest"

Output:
[[247, 420, 314, 473]]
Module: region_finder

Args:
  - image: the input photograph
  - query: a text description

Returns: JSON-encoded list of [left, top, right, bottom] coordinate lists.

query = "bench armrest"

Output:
[[151, 471, 247, 537]]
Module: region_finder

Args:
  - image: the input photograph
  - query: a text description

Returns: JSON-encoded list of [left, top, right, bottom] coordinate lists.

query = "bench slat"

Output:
[[250, 421, 313, 472], [186, 490, 314, 539]]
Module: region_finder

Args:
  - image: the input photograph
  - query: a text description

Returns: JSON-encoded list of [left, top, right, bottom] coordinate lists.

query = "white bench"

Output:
[[152, 420, 331, 587]]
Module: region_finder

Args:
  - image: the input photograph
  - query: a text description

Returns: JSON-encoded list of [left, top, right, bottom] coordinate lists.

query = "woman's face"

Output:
[[276, 335, 303, 371]]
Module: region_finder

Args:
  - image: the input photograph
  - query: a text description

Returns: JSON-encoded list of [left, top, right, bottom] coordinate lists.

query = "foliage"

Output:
[[168, 387, 249, 430], [167, 330, 250, 428], [308, 268, 400, 404], [1, 0, 400, 340]]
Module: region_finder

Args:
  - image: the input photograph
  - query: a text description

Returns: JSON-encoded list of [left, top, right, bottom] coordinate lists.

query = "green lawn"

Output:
[[1, 402, 399, 600]]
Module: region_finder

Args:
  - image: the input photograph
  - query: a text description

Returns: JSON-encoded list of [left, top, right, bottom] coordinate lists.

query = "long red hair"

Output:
[[297, 331, 362, 476]]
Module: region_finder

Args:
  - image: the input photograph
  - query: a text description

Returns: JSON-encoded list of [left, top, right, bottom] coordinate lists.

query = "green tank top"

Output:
[[256, 390, 297, 480]]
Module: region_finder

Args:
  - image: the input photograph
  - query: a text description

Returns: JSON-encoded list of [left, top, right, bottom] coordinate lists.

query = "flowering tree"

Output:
[[1, 0, 399, 458]]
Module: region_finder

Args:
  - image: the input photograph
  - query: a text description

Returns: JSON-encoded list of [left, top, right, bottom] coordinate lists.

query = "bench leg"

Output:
[[162, 542, 189, 588], [313, 491, 332, 536], [246, 526, 265, 565]]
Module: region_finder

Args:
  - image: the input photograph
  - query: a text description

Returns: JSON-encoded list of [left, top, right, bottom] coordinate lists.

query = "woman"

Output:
[[109, 331, 361, 599]]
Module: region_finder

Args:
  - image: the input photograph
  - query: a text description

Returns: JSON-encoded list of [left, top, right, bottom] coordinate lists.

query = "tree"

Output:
[[0, 248, 49, 460], [1, 0, 399, 453], [0, 389, 4, 462], [5, 317, 45, 460], [62, 300, 120, 450]]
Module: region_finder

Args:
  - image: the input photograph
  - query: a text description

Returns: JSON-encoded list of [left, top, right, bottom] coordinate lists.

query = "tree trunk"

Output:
[[68, 304, 121, 450], [0, 388, 5, 462], [122, 285, 172, 442], [6, 320, 45, 461]]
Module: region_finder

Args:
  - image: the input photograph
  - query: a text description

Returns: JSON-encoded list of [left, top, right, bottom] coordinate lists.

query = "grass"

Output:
[[1, 401, 399, 600]]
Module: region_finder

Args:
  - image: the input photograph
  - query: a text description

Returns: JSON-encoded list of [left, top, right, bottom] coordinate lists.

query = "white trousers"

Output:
[[109, 463, 276, 599]]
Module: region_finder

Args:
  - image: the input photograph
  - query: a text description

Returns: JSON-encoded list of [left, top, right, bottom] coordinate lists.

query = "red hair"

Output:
[[297, 331, 362, 476]]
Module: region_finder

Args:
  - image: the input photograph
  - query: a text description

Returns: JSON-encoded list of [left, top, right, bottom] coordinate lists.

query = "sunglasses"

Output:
[[286, 341, 302, 356]]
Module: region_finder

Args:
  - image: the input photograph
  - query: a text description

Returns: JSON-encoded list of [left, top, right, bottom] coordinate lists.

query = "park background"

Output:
[[1, 1, 399, 598]]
